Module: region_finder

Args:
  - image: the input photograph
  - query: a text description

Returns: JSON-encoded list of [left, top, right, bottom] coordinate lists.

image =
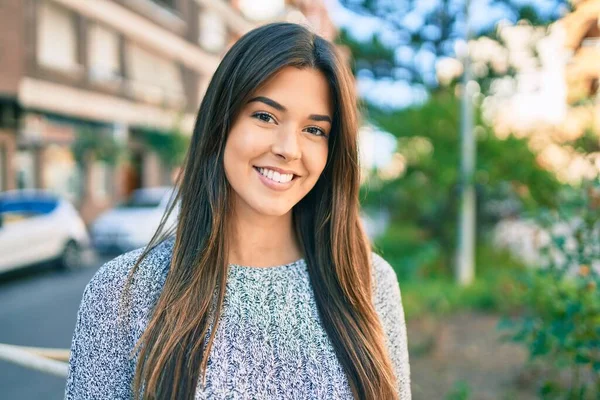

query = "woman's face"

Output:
[[224, 66, 333, 217]]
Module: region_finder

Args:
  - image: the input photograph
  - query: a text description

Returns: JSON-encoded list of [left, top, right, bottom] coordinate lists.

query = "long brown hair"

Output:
[[119, 22, 398, 400]]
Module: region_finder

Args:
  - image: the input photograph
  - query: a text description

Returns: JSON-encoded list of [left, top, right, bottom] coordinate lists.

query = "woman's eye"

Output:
[[305, 126, 327, 137], [252, 112, 275, 124]]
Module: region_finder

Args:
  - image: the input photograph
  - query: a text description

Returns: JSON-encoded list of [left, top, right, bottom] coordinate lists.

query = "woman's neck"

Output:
[[227, 206, 303, 268]]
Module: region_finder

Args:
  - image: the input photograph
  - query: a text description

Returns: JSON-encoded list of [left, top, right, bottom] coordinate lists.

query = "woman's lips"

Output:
[[253, 167, 297, 192]]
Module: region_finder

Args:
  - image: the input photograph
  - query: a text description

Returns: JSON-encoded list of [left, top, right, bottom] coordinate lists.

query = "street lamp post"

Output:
[[456, 0, 476, 286]]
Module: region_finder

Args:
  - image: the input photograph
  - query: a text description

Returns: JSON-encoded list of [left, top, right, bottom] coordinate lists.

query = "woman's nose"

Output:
[[271, 125, 301, 161]]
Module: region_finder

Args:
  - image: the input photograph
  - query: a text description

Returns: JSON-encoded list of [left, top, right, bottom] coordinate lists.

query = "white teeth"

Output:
[[257, 167, 294, 183]]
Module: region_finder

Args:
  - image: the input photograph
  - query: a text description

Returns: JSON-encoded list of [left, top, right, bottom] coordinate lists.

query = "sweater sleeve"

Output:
[[371, 252, 412, 400], [64, 253, 141, 400]]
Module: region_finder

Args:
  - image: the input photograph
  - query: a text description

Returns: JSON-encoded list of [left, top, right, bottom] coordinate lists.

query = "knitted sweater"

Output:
[[64, 237, 411, 399]]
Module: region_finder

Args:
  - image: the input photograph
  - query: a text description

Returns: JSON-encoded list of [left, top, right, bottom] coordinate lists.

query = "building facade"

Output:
[[0, 0, 336, 223], [562, 0, 600, 104]]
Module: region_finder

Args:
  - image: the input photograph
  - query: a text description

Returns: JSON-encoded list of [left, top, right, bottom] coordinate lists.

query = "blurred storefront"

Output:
[[0, 0, 336, 224]]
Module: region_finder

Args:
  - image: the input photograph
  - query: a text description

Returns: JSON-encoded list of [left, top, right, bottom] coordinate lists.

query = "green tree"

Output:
[[362, 90, 561, 278], [338, 0, 571, 87]]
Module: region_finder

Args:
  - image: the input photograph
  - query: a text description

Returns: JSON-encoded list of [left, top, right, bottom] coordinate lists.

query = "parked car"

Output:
[[0, 189, 91, 273], [91, 186, 178, 254]]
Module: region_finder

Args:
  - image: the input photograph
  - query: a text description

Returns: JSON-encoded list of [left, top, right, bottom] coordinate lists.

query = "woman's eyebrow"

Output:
[[248, 96, 332, 124], [248, 96, 286, 111], [308, 114, 332, 124]]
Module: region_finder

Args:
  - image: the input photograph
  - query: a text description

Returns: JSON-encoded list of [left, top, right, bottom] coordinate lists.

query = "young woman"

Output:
[[65, 22, 411, 400]]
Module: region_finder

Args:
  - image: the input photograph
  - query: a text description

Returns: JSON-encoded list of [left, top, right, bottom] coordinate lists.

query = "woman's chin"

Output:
[[249, 201, 294, 218]]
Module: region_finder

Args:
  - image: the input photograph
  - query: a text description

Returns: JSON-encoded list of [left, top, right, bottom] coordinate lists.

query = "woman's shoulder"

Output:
[[369, 251, 403, 308], [370, 252, 399, 290], [370, 252, 397, 283], [83, 237, 175, 306], [66, 240, 175, 399], [369, 251, 412, 399]]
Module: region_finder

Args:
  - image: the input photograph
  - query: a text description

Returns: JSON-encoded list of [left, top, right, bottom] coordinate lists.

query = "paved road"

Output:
[[0, 255, 114, 399]]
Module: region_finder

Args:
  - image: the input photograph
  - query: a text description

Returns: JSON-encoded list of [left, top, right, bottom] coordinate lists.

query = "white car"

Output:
[[91, 186, 178, 254], [0, 190, 91, 273]]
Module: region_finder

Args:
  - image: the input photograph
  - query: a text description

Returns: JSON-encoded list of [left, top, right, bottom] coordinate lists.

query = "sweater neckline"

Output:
[[228, 258, 306, 271], [162, 237, 306, 272]]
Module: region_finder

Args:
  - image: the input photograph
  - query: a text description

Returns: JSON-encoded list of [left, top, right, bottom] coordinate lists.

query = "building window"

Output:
[[238, 0, 285, 21], [88, 24, 121, 83], [198, 10, 227, 53], [37, 1, 80, 73], [151, 0, 177, 9], [126, 44, 185, 107], [44, 144, 80, 204], [0, 144, 5, 191], [15, 151, 36, 190], [91, 160, 112, 201]]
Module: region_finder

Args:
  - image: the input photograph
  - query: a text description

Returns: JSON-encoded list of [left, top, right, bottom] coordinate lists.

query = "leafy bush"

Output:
[[397, 244, 527, 320], [498, 179, 600, 398], [72, 126, 124, 166], [139, 127, 190, 168]]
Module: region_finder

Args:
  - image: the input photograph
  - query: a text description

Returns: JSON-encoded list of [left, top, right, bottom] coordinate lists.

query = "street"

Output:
[[0, 256, 112, 399]]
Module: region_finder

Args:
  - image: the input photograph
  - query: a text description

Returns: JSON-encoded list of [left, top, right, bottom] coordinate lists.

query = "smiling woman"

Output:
[[64, 22, 411, 400]]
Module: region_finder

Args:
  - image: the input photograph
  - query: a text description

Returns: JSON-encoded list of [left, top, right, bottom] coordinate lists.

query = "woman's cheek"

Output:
[[239, 125, 270, 153], [308, 143, 329, 176]]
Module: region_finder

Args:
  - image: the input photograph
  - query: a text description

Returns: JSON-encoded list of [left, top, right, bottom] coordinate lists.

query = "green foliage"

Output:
[[398, 244, 527, 320], [371, 223, 440, 280], [338, 0, 571, 87], [446, 380, 471, 400], [139, 127, 190, 168], [363, 90, 561, 275], [72, 126, 124, 166], [517, 5, 549, 26], [498, 179, 600, 398], [337, 28, 401, 80], [570, 128, 600, 155]]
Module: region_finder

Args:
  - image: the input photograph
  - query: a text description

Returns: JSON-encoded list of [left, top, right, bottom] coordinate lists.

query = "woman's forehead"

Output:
[[248, 67, 333, 117]]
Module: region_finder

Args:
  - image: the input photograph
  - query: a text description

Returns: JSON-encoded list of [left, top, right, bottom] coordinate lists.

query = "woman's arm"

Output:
[[371, 252, 412, 400], [64, 255, 139, 400]]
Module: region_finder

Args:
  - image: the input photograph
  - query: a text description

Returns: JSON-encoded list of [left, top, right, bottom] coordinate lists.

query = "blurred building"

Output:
[[551, 0, 600, 182], [0, 0, 335, 223], [562, 0, 600, 104]]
